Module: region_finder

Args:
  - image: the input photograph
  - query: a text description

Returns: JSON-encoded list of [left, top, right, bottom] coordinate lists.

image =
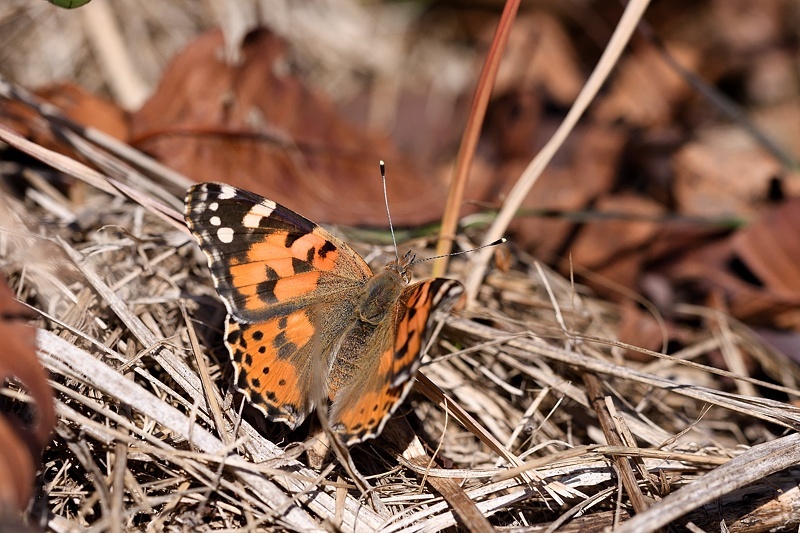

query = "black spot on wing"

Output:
[[256, 279, 279, 304], [319, 240, 336, 258], [227, 327, 241, 345], [291, 257, 313, 274]]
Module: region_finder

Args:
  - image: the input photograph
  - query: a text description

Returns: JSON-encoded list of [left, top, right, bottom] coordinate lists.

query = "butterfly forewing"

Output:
[[185, 183, 372, 323]]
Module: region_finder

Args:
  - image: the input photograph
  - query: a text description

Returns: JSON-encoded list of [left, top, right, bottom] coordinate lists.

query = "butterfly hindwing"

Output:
[[329, 278, 464, 444]]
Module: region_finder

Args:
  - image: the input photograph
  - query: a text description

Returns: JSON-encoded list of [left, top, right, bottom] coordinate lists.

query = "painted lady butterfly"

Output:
[[185, 183, 464, 444]]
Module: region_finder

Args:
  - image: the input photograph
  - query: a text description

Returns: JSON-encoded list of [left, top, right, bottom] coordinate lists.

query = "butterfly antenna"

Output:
[[380, 160, 401, 264], [410, 238, 507, 266]]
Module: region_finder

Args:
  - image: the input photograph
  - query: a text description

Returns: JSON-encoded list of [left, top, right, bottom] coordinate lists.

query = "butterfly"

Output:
[[184, 183, 465, 445]]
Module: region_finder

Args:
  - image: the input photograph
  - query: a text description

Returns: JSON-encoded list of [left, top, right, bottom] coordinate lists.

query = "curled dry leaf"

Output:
[[0, 275, 55, 511]]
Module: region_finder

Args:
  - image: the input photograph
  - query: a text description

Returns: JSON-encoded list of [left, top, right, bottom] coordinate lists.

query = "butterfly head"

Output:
[[386, 250, 416, 284]]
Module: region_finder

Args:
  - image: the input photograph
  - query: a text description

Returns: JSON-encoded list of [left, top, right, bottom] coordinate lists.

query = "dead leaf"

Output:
[[38, 82, 129, 141], [732, 198, 800, 293], [593, 41, 699, 128], [663, 232, 800, 328], [564, 193, 664, 300], [130, 28, 447, 227], [0, 82, 128, 153], [673, 127, 783, 217], [0, 274, 54, 511]]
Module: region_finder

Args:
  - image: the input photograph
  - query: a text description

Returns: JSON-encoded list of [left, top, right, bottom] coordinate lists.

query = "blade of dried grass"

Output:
[[464, 0, 652, 302], [433, 0, 521, 277], [110, 441, 126, 533], [0, 124, 118, 197], [0, 76, 193, 191], [584, 373, 649, 514], [60, 129, 185, 213], [588, 334, 800, 401], [181, 303, 230, 447]]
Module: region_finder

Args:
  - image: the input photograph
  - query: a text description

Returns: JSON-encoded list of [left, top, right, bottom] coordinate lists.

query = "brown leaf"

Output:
[[37, 82, 129, 141], [732, 198, 800, 292], [663, 232, 800, 327], [672, 127, 783, 218], [658, 161, 800, 327], [568, 193, 665, 272], [0, 275, 54, 511], [130, 28, 446, 227], [592, 41, 699, 128]]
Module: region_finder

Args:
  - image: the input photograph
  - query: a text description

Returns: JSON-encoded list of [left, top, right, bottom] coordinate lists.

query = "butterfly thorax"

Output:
[[357, 263, 407, 325]]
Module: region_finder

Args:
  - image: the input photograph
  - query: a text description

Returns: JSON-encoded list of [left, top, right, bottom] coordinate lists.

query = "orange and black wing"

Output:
[[184, 182, 372, 428], [329, 278, 464, 444]]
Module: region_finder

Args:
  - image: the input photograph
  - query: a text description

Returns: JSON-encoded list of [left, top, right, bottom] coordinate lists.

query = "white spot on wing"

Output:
[[209, 202, 219, 211], [217, 227, 235, 243], [254, 200, 277, 216], [243, 213, 263, 228], [218, 186, 237, 200], [242, 200, 276, 228], [209, 216, 221, 226]]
